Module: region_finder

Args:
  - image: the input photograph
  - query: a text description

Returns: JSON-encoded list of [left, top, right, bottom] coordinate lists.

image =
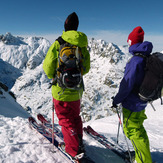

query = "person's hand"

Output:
[[111, 96, 117, 108], [111, 101, 117, 108]]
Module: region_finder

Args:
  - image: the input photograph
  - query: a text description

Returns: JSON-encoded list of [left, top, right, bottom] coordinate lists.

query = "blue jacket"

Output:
[[113, 41, 153, 112]]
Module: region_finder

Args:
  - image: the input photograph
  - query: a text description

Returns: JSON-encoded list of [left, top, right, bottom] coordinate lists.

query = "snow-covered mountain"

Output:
[[0, 32, 51, 70], [0, 59, 22, 89], [0, 33, 131, 121], [0, 33, 163, 163]]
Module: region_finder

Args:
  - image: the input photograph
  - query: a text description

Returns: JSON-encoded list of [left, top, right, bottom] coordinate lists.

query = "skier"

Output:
[[43, 12, 90, 161], [112, 26, 153, 163]]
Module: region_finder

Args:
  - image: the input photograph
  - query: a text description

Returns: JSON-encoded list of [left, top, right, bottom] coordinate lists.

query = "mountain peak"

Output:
[[0, 32, 26, 45]]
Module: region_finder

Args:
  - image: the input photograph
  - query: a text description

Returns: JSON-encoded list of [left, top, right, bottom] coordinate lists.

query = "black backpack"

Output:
[[135, 52, 163, 104], [53, 36, 84, 91]]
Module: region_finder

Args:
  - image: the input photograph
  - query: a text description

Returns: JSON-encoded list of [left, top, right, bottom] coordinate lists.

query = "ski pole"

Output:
[[52, 98, 55, 148], [116, 109, 121, 144], [116, 105, 132, 163], [149, 101, 156, 111]]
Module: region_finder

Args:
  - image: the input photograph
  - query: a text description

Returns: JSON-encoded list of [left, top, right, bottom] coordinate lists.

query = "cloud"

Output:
[[19, 30, 163, 52], [87, 30, 128, 45], [41, 33, 61, 43], [146, 35, 163, 52], [87, 30, 163, 52]]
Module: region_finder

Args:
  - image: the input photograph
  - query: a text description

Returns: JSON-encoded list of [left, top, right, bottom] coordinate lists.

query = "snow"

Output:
[[0, 33, 163, 163]]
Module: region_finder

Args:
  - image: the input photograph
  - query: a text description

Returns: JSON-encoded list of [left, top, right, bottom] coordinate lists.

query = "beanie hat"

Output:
[[127, 26, 144, 46], [64, 12, 79, 31]]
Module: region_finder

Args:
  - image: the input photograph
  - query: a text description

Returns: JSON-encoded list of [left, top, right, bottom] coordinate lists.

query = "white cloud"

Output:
[[41, 33, 61, 43], [87, 30, 128, 46], [19, 30, 163, 52], [146, 35, 163, 52], [87, 30, 163, 52]]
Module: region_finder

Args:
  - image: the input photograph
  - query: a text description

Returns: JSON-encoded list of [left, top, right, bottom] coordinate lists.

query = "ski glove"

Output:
[[112, 101, 117, 108], [111, 96, 117, 108]]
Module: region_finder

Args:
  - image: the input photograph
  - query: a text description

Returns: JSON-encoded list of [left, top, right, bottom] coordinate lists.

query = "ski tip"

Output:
[[28, 117, 36, 123], [37, 113, 48, 123], [75, 154, 95, 163], [87, 125, 93, 130], [37, 113, 43, 119]]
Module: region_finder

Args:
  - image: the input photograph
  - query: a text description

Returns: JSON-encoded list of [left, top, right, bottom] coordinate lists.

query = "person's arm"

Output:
[[81, 47, 90, 75], [43, 41, 60, 79], [113, 58, 138, 104]]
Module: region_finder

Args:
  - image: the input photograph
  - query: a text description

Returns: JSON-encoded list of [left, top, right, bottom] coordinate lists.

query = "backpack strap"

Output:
[[50, 37, 66, 87], [56, 36, 66, 45], [134, 53, 147, 59], [131, 53, 147, 95]]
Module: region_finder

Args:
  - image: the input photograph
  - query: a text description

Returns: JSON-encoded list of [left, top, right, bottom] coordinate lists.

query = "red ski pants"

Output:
[[53, 98, 83, 157]]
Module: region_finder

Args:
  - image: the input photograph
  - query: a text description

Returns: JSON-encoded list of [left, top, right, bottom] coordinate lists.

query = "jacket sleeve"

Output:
[[43, 41, 60, 79], [113, 58, 138, 104], [81, 47, 90, 75]]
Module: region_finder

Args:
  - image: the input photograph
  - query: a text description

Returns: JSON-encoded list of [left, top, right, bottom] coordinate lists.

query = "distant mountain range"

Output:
[[0, 33, 131, 122]]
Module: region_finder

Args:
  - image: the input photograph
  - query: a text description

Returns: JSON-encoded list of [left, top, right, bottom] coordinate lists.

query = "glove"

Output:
[[112, 101, 117, 108], [111, 96, 117, 108]]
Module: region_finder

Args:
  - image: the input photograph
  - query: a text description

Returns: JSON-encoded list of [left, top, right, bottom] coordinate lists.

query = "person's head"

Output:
[[127, 26, 144, 46], [64, 12, 79, 31]]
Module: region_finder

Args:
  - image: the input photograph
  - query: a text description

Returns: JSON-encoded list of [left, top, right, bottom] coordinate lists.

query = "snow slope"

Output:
[[0, 33, 163, 162], [0, 87, 163, 163]]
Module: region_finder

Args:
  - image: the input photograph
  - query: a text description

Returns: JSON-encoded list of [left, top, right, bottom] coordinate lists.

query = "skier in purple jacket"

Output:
[[113, 26, 153, 163]]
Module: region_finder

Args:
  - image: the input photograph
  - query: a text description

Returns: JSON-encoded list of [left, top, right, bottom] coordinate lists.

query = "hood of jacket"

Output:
[[61, 30, 88, 48], [129, 41, 153, 56]]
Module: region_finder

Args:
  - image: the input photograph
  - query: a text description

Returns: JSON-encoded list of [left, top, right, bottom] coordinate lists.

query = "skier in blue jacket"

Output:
[[113, 26, 153, 163]]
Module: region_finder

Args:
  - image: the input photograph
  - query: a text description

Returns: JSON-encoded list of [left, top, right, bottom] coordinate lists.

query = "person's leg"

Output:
[[53, 99, 82, 157], [123, 108, 152, 163]]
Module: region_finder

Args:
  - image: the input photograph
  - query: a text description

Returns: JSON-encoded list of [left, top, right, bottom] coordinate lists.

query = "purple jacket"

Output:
[[113, 41, 153, 112]]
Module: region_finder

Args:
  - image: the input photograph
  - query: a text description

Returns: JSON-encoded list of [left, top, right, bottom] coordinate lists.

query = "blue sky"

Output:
[[0, 0, 163, 51]]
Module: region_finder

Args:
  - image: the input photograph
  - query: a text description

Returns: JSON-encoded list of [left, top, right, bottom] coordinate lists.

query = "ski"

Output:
[[37, 113, 63, 143], [28, 116, 78, 163], [86, 125, 116, 147], [28, 117, 59, 146], [36, 114, 95, 163], [83, 125, 134, 163]]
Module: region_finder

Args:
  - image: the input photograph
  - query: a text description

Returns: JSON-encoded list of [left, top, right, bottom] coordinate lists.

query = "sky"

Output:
[[0, 0, 163, 52]]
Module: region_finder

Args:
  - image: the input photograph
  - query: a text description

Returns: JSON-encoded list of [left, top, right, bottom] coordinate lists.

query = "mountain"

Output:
[[0, 34, 131, 121], [0, 59, 22, 89], [0, 32, 51, 70], [0, 33, 163, 162]]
